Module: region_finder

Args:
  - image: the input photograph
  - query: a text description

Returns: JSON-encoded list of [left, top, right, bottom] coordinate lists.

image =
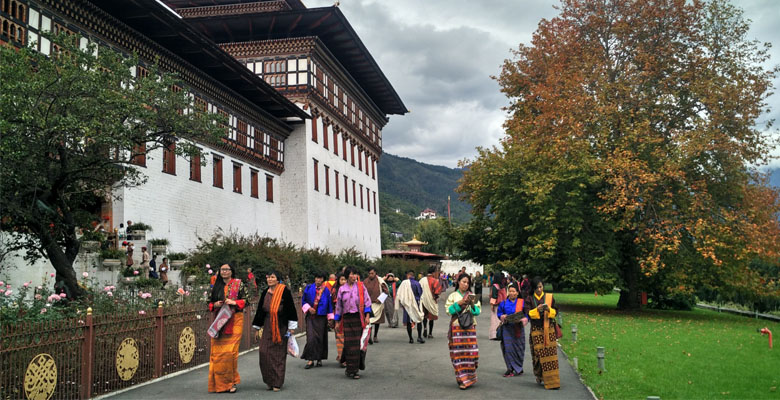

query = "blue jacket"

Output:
[[302, 283, 334, 317]]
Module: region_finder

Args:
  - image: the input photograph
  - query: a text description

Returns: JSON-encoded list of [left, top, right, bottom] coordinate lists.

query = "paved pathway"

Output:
[[107, 288, 593, 399]]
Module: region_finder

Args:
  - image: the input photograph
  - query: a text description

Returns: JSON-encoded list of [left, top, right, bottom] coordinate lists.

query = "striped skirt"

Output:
[[302, 314, 328, 361], [448, 323, 478, 388], [530, 321, 560, 389], [335, 328, 345, 360], [207, 312, 243, 392], [340, 313, 365, 374]]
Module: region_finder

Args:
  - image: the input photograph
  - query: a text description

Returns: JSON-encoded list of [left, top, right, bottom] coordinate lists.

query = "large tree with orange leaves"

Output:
[[458, 0, 780, 309]]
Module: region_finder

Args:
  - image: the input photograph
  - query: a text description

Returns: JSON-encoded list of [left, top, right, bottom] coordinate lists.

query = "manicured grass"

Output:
[[555, 293, 780, 400]]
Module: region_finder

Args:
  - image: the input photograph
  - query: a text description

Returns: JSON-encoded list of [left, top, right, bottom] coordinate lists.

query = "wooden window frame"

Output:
[[360, 184, 364, 209], [335, 170, 340, 199], [352, 180, 357, 207], [130, 142, 146, 167], [213, 156, 223, 188], [250, 169, 259, 198], [232, 163, 242, 194], [313, 158, 319, 192], [189, 151, 202, 182], [324, 165, 330, 195], [162, 141, 176, 175], [373, 191, 377, 214], [266, 174, 274, 203], [344, 175, 349, 204], [311, 116, 318, 143]]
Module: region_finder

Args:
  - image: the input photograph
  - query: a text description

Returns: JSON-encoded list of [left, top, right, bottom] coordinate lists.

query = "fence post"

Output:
[[80, 307, 94, 400], [155, 301, 164, 378]]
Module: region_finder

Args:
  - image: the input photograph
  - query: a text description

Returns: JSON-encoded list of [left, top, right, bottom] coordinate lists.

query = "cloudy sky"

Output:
[[306, 0, 780, 168]]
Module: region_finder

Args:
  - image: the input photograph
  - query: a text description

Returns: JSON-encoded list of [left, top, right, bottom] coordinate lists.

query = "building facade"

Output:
[[1, 0, 404, 288]]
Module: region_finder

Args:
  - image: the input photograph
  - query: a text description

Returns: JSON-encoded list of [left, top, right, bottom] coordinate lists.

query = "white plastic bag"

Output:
[[359, 325, 372, 351], [287, 335, 301, 358]]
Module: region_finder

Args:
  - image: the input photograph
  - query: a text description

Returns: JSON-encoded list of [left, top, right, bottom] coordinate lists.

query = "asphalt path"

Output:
[[107, 288, 593, 399]]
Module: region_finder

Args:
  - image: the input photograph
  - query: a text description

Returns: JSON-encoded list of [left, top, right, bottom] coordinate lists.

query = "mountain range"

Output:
[[377, 153, 470, 239]]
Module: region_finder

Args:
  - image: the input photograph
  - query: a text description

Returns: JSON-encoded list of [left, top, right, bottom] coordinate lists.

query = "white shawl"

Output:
[[419, 276, 439, 318], [395, 279, 424, 323], [369, 276, 387, 324]]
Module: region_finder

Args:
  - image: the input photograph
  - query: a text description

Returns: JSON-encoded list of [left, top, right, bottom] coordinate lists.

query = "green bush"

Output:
[[80, 230, 106, 242], [129, 222, 152, 231], [148, 238, 170, 246], [167, 252, 188, 261], [100, 248, 127, 259]]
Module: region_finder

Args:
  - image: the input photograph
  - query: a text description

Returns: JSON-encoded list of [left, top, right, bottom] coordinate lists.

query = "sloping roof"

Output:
[[95, 0, 309, 121], [163, 0, 306, 10], [174, 6, 408, 115], [381, 250, 447, 260]]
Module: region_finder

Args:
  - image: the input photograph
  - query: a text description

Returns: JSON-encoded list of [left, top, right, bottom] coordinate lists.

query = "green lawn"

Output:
[[555, 293, 780, 400]]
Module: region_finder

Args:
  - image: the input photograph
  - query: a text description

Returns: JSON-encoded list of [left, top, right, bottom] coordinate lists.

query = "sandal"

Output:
[[459, 384, 467, 390], [353, 374, 361, 379], [305, 362, 314, 369], [272, 387, 280, 392], [316, 361, 323, 367], [229, 386, 237, 393]]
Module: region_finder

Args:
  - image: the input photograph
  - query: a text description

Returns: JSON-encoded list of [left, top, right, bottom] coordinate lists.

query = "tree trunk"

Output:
[[43, 232, 85, 299], [617, 231, 640, 310]]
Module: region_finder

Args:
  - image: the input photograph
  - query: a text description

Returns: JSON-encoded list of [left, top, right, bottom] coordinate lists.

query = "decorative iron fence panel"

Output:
[[0, 293, 307, 399], [0, 319, 85, 400]]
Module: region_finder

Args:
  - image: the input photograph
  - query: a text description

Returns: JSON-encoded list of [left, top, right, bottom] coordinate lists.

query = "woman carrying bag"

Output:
[[445, 273, 481, 390], [252, 270, 298, 392], [207, 264, 248, 394]]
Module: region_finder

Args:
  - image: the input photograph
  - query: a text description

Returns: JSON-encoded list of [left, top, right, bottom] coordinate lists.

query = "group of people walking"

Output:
[[206, 264, 561, 393]]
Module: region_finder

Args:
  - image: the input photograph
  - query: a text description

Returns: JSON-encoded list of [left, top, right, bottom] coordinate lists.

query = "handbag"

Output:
[[495, 323, 504, 339], [207, 304, 234, 338], [457, 309, 474, 329], [554, 320, 563, 339]]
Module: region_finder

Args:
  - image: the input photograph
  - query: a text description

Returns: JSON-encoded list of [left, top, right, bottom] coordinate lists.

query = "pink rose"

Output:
[[138, 310, 146, 315], [177, 288, 185, 295], [82, 272, 89, 278], [23, 282, 30, 287], [0, 281, 4, 287], [206, 264, 211, 269], [4, 290, 12, 296], [34, 294, 42, 300], [107, 292, 113, 297], [59, 293, 67, 298], [37, 286, 42, 290], [133, 270, 140, 275], [208, 269, 213, 274], [50, 273, 55, 277], [40, 308, 47, 314], [185, 291, 190, 296]]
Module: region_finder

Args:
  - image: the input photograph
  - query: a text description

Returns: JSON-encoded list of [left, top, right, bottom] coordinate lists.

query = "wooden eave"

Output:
[[96, 0, 309, 123], [174, 6, 408, 116]]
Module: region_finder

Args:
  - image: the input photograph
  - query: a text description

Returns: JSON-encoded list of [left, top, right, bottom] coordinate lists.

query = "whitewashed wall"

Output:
[[113, 145, 282, 254], [280, 108, 381, 258]]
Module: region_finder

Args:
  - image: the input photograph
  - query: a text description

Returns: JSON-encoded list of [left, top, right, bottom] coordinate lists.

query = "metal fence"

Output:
[[0, 293, 306, 400]]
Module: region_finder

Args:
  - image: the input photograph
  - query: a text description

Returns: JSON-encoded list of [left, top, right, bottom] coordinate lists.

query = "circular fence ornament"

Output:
[[115, 338, 139, 381], [179, 327, 195, 364], [24, 353, 57, 400]]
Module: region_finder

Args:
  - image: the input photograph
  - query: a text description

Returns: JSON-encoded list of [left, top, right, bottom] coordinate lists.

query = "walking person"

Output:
[[252, 270, 298, 391], [474, 271, 484, 303], [489, 272, 507, 340], [125, 242, 134, 269], [524, 277, 561, 389], [396, 270, 425, 343], [334, 266, 372, 379], [159, 258, 169, 288], [140, 246, 150, 278], [207, 264, 248, 393], [445, 273, 481, 390], [497, 283, 529, 377], [420, 266, 442, 338], [331, 273, 347, 367], [383, 273, 399, 328], [302, 271, 333, 369], [148, 254, 158, 279], [363, 267, 388, 344]]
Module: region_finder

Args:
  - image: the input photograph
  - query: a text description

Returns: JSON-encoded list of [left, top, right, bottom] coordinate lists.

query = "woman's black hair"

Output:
[[457, 273, 472, 288], [531, 276, 544, 292], [313, 270, 327, 280], [266, 270, 284, 282], [507, 283, 519, 293], [210, 264, 236, 303], [343, 266, 359, 278]]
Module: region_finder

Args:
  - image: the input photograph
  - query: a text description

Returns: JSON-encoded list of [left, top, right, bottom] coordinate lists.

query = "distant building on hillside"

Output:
[[415, 208, 437, 220], [390, 231, 404, 240]]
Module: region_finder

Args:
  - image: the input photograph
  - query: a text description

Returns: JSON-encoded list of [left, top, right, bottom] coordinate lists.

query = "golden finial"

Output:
[[87, 307, 93, 315]]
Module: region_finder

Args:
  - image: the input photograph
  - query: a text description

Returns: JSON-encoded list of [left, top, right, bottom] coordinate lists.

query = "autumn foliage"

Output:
[[458, 0, 780, 309]]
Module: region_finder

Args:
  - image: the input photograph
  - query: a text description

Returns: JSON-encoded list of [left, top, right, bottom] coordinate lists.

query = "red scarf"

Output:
[[269, 284, 286, 344], [222, 279, 241, 334], [312, 285, 324, 313], [513, 298, 525, 337], [358, 281, 366, 328]]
